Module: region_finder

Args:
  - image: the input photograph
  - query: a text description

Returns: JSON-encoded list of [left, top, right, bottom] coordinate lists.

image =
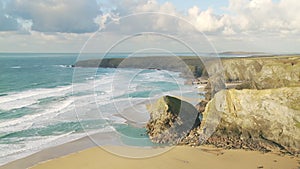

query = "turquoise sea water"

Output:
[[0, 53, 200, 165], [0, 53, 75, 93]]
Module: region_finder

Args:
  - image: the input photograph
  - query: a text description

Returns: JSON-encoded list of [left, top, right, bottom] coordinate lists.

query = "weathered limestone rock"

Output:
[[199, 87, 300, 154], [146, 96, 200, 144]]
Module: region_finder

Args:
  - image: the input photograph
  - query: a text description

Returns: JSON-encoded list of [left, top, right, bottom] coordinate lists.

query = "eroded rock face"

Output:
[[146, 96, 200, 144], [199, 87, 300, 154], [222, 57, 300, 89]]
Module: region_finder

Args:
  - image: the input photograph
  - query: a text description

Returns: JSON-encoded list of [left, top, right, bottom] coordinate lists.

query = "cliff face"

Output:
[[219, 56, 300, 89], [200, 87, 300, 154]]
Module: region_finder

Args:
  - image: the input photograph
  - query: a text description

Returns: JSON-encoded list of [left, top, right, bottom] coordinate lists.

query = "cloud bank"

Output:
[[0, 0, 299, 53]]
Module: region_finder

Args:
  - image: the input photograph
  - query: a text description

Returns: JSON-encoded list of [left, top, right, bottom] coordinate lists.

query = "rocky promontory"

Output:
[[145, 55, 300, 155]]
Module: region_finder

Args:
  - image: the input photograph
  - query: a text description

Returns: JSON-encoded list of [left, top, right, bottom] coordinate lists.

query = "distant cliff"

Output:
[[75, 55, 300, 89], [74, 56, 205, 78], [202, 55, 300, 100]]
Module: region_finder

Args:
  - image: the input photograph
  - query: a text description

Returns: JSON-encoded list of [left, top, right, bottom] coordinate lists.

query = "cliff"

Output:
[[147, 88, 300, 154], [203, 55, 300, 99], [75, 56, 205, 78], [144, 55, 300, 155], [199, 87, 300, 154], [219, 56, 300, 89]]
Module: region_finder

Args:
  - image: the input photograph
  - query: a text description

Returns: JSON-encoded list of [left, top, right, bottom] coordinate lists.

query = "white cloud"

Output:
[[6, 0, 102, 33], [100, 0, 300, 36], [2, 0, 299, 36], [226, 0, 300, 34], [187, 6, 225, 32]]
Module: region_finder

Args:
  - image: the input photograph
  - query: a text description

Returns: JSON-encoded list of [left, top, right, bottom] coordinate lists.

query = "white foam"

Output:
[[0, 74, 115, 111], [0, 99, 74, 133], [10, 66, 21, 69], [0, 86, 72, 111], [0, 127, 116, 166], [0, 132, 75, 166], [55, 65, 73, 68]]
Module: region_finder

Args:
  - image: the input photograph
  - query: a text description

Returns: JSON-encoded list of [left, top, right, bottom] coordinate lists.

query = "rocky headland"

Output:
[[145, 55, 300, 155]]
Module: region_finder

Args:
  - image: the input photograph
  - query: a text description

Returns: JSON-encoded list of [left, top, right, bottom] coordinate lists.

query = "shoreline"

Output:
[[2, 140, 299, 169], [0, 131, 121, 169], [1, 130, 299, 169]]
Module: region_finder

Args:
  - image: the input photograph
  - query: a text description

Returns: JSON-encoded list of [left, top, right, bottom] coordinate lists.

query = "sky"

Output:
[[0, 0, 299, 53]]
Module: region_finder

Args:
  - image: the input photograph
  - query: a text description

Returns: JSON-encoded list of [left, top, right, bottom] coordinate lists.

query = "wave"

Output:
[[0, 86, 72, 111], [10, 66, 21, 69], [0, 131, 80, 165], [0, 126, 117, 166], [0, 99, 74, 133], [54, 64, 74, 68]]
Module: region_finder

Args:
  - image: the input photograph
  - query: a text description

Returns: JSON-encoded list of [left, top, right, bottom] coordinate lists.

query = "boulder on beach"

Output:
[[146, 95, 200, 144]]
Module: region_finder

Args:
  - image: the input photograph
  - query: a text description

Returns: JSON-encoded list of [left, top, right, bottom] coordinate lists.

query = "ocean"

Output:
[[0, 53, 200, 165]]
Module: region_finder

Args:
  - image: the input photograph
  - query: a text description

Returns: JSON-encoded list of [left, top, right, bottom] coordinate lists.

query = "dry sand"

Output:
[[28, 146, 299, 169]]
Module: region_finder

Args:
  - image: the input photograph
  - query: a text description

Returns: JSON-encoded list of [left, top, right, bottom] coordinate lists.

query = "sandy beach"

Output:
[[1, 137, 299, 169], [28, 146, 300, 169]]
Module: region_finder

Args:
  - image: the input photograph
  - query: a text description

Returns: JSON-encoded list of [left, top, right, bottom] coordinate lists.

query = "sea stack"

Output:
[[146, 95, 200, 144]]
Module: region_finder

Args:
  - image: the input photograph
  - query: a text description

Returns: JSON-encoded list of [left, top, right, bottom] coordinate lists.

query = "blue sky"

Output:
[[0, 0, 299, 53], [157, 0, 229, 14]]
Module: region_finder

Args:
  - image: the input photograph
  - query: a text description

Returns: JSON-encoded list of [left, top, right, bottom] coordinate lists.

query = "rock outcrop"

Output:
[[146, 96, 200, 144], [199, 87, 300, 154]]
